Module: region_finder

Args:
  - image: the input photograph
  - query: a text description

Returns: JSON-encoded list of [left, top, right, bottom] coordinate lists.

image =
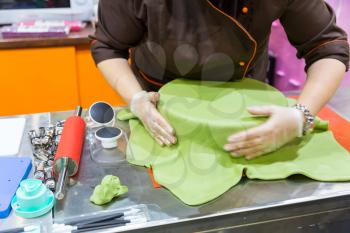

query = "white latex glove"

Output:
[[224, 105, 304, 160], [130, 91, 177, 146]]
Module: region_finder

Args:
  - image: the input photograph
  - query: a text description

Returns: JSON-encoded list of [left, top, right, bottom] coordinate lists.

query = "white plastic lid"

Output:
[[95, 127, 123, 149]]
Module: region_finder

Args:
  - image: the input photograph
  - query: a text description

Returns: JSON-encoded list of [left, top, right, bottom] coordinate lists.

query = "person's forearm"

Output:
[[297, 58, 346, 115], [97, 58, 143, 103]]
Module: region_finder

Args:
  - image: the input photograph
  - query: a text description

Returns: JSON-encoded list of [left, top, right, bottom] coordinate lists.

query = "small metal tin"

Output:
[[88, 101, 115, 126]]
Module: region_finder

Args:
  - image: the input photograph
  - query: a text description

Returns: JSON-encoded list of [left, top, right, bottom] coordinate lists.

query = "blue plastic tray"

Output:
[[0, 156, 32, 218]]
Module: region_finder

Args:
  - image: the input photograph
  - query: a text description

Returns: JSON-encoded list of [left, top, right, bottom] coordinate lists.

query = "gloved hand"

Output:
[[224, 105, 304, 160], [130, 91, 177, 146]]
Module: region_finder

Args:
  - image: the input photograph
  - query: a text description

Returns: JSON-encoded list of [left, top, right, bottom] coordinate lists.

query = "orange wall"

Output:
[[76, 45, 126, 108], [0, 47, 79, 116], [0, 45, 125, 116]]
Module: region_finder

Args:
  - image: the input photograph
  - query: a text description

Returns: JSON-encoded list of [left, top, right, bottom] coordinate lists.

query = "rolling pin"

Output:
[[54, 106, 86, 200]]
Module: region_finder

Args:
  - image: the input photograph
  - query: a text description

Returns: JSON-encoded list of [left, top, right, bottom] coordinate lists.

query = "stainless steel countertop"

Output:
[[1, 87, 350, 233], [0, 113, 52, 232]]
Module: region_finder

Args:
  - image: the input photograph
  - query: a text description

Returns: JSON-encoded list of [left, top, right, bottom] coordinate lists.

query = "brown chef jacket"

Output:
[[91, 0, 350, 91]]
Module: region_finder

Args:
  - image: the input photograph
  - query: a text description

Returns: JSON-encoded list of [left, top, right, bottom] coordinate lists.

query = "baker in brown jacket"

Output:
[[91, 0, 349, 160]]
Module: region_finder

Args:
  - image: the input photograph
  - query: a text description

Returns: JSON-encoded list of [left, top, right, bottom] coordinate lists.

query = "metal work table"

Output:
[[1, 87, 350, 233]]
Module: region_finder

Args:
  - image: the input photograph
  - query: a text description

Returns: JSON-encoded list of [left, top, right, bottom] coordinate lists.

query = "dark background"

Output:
[[0, 0, 70, 9]]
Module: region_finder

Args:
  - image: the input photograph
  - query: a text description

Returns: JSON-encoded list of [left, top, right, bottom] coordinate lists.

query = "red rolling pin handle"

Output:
[[55, 115, 86, 173]]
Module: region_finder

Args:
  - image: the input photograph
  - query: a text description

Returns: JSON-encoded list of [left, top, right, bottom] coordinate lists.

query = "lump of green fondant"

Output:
[[90, 175, 128, 205]]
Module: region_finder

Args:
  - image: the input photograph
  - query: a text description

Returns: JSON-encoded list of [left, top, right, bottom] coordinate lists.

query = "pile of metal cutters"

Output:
[[28, 120, 65, 192]]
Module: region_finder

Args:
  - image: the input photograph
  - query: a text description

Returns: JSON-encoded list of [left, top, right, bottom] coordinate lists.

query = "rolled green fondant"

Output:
[[117, 108, 133, 120], [314, 118, 329, 131], [90, 175, 128, 205], [117, 109, 136, 121], [120, 79, 350, 206]]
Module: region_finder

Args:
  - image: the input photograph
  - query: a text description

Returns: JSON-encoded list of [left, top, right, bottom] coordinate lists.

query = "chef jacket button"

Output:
[[242, 7, 249, 14], [239, 61, 246, 67]]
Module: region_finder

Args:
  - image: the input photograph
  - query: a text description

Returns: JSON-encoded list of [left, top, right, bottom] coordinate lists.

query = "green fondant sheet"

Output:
[[119, 79, 350, 206]]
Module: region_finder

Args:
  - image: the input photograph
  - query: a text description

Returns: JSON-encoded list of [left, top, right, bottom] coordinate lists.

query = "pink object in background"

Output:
[[16, 20, 86, 32], [1, 25, 70, 39], [269, 0, 350, 91]]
